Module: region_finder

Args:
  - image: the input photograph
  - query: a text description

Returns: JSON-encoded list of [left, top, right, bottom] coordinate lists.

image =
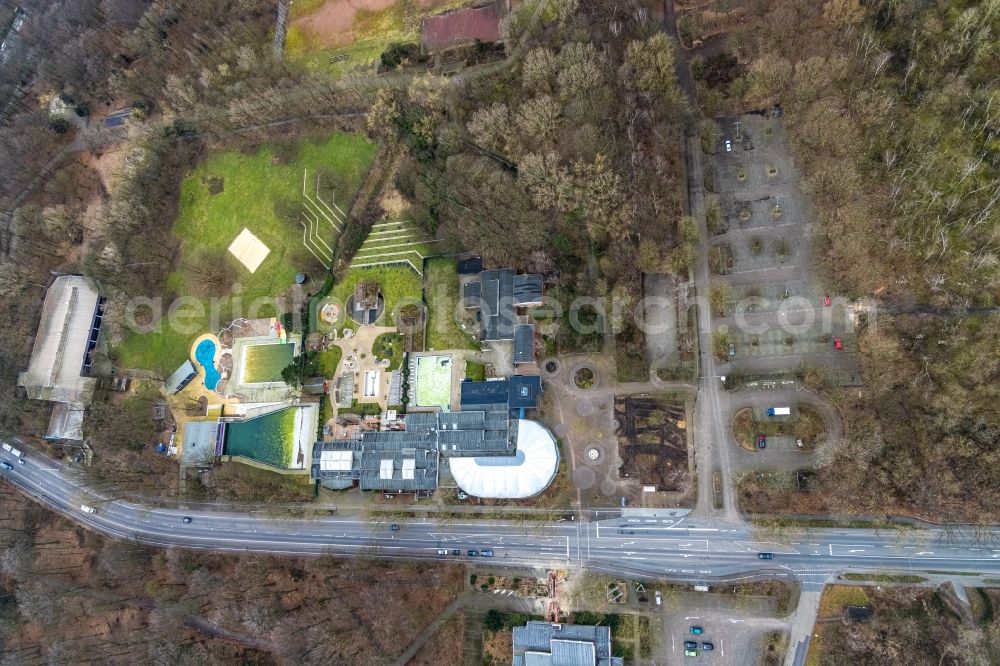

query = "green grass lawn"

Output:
[[414, 355, 453, 409], [244, 343, 296, 383], [351, 221, 438, 271], [425, 257, 478, 351], [330, 265, 423, 330], [304, 348, 342, 378], [465, 360, 485, 381], [116, 133, 376, 374]]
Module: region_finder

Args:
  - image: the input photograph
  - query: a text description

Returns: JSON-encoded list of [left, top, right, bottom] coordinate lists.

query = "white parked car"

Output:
[[725, 139, 732, 152], [80, 505, 97, 514]]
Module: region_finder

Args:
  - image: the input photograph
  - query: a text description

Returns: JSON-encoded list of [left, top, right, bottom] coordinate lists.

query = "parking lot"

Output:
[[707, 113, 860, 382], [661, 594, 789, 665]]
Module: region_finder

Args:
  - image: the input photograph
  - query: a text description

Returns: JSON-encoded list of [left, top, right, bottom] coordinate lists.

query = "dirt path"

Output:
[[391, 592, 468, 665]]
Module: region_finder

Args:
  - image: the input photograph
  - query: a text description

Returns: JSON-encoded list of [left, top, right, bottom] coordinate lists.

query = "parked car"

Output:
[[757, 434, 767, 449], [451, 549, 461, 556], [684, 641, 698, 650], [724, 139, 732, 152], [684, 648, 698, 657], [0, 462, 12, 471], [437, 549, 449, 555], [728, 343, 736, 357], [481, 549, 494, 557], [467, 550, 479, 557], [702, 642, 714, 651], [834, 337, 843, 350], [758, 552, 774, 560], [16, 457, 24, 465], [390, 524, 400, 531], [824, 294, 831, 306], [182, 517, 192, 523], [690, 626, 703, 635]]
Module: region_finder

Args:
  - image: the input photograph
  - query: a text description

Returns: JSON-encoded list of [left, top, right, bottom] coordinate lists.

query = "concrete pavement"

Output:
[[785, 586, 823, 666], [2, 448, 999, 586]]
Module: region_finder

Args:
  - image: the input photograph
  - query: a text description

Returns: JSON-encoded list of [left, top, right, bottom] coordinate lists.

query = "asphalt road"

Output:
[[3, 450, 999, 585]]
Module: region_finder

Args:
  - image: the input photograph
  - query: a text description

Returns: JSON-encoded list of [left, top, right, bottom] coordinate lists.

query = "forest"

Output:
[[0, 484, 464, 664], [713, 0, 999, 520], [375, 0, 689, 378]]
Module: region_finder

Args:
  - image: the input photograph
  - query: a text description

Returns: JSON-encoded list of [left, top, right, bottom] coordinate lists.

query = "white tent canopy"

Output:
[[450, 419, 559, 499]]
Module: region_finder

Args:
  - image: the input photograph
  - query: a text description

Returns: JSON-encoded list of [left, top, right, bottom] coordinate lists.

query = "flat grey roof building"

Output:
[[312, 402, 558, 498], [165, 360, 197, 395], [512, 621, 623, 666], [463, 268, 542, 342], [513, 323, 536, 365], [312, 437, 439, 493]]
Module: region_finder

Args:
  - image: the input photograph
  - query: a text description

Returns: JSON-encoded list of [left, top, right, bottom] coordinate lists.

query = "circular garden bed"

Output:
[[573, 367, 597, 390]]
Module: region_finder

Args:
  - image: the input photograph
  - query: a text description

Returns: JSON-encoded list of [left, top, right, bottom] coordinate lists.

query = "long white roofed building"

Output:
[[18, 276, 105, 441]]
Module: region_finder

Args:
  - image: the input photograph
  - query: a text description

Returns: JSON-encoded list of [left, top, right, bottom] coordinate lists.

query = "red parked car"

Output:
[[824, 294, 831, 306], [757, 434, 767, 449], [834, 337, 843, 350]]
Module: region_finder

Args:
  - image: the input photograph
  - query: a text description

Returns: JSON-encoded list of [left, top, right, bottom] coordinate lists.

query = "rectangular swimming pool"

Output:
[[242, 342, 295, 383]]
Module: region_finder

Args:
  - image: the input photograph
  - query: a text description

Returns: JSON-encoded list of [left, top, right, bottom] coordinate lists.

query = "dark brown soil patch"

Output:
[[615, 396, 689, 491]]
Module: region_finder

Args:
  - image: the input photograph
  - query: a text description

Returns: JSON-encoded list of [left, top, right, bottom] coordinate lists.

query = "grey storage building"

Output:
[[512, 621, 623, 666]]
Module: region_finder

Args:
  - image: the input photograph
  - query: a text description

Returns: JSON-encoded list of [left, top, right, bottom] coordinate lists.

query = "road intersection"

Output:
[[3, 448, 999, 587]]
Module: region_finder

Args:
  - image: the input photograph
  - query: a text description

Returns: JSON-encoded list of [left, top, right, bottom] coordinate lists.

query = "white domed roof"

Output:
[[449, 419, 559, 499]]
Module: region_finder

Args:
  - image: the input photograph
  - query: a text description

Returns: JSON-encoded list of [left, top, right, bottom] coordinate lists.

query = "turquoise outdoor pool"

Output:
[[195, 338, 220, 391]]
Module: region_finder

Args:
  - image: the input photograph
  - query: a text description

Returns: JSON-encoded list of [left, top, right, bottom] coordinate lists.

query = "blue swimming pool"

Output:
[[195, 338, 220, 391]]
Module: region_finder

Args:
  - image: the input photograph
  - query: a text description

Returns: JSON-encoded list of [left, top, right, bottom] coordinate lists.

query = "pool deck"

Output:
[[332, 325, 397, 411]]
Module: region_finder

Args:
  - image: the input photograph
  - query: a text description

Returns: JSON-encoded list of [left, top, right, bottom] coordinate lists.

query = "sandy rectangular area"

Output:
[[228, 227, 271, 273]]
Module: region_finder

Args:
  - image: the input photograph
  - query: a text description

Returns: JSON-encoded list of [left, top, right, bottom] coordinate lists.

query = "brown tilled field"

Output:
[[614, 396, 689, 491]]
